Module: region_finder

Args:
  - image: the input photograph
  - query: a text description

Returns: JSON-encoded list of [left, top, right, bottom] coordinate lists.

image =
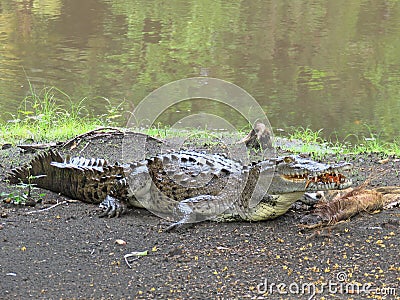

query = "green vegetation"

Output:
[[0, 85, 119, 144], [144, 124, 246, 142], [0, 88, 398, 157], [284, 127, 400, 157], [1, 173, 46, 205]]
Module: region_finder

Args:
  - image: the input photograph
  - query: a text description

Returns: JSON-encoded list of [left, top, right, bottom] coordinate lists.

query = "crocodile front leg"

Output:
[[98, 195, 127, 218], [165, 194, 231, 231]]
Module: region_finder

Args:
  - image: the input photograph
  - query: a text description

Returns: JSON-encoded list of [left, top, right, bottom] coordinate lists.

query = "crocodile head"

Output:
[[266, 155, 352, 195]]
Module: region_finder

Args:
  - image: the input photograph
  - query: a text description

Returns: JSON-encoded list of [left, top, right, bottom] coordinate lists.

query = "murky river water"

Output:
[[0, 0, 399, 142]]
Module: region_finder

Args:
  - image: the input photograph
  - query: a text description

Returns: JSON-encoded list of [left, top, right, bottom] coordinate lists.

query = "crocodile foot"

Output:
[[98, 195, 127, 218]]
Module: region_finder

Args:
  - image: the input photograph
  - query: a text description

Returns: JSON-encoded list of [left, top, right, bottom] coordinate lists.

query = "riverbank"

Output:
[[1, 86, 399, 157]]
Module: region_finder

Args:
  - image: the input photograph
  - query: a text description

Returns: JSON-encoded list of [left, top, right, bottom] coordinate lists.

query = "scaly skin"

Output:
[[6, 150, 352, 228]]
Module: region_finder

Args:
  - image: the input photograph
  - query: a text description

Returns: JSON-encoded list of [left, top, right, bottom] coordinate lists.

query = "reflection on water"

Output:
[[0, 0, 399, 142]]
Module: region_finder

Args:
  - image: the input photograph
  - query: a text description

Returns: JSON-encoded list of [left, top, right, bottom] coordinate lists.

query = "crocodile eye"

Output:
[[283, 157, 294, 163]]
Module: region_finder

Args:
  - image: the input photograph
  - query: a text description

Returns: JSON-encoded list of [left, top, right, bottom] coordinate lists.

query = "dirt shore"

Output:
[[0, 133, 399, 299]]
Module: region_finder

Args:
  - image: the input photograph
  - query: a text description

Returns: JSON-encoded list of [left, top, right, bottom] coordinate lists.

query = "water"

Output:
[[0, 0, 399, 142]]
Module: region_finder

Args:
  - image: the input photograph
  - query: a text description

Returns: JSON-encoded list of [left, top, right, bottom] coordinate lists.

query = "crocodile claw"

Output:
[[98, 195, 127, 218], [164, 221, 183, 232], [164, 221, 193, 232]]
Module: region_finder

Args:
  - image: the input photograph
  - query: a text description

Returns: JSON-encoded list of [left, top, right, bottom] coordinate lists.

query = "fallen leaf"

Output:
[[216, 246, 230, 250], [378, 158, 389, 164]]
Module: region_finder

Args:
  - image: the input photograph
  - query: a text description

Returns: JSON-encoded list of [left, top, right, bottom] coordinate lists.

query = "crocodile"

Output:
[[6, 149, 352, 229]]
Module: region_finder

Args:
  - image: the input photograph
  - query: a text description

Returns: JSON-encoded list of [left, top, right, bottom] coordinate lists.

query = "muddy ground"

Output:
[[0, 131, 399, 299]]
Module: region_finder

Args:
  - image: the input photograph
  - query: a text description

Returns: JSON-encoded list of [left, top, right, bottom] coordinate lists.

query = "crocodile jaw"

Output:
[[269, 158, 353, 194], [277, 172, 353, 191]]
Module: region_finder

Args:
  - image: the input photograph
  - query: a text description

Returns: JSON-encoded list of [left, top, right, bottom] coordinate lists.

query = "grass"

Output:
[[0, 86, 398, 157], [144, 124, 246, 145], [285, 127, 400, 157], [0, 85, 117, 144]]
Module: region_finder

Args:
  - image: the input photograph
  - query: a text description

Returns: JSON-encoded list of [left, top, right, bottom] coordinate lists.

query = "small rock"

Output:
[[168, 247, 183, 257], [378, 158, 390, 164], [115, 239, 127, 245]]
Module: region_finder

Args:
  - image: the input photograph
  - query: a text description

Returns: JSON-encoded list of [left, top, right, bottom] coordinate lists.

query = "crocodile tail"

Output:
[[6, 149, 63, 185], [7, 149, 127, 204]]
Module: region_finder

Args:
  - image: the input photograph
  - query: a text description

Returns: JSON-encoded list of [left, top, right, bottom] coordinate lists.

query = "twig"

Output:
[[78, 142, 90, 155], [25, 200, 78, 215], [124, 250, 149, 268], [124, 254, 139, 269]]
